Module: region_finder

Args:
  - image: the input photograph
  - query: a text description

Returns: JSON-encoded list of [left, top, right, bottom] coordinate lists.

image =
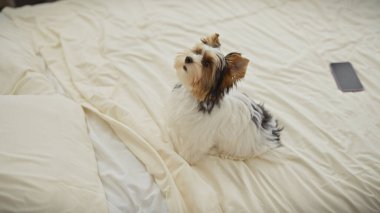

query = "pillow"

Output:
[[0, 95, 108, 213]]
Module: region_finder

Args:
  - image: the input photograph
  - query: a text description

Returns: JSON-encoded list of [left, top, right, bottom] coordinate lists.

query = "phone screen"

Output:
[[330, 62, 364, 92]]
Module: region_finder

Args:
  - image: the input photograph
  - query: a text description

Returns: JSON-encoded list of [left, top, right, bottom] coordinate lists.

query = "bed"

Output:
[[0, 0, 379, 212]]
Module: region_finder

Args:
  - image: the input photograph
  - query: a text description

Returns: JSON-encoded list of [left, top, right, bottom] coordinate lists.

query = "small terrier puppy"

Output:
[[165, 33, 282, 165]]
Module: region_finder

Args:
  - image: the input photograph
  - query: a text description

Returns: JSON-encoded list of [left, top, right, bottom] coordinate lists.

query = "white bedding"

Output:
[[86, 111, 167, 213], [0, 95, 108, 212], [1, 0, 380, 212]]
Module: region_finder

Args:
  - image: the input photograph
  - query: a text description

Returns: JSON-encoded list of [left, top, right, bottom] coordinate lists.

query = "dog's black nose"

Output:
[[185, 56, 193, 64]]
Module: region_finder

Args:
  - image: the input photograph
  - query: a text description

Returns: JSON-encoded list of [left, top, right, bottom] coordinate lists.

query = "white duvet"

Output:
[[1, 0, 380, 212]]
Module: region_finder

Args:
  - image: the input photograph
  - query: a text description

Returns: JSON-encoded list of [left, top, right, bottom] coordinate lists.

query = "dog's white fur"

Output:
[[166, 86, 280, 164], [165, 33, 282, 165]]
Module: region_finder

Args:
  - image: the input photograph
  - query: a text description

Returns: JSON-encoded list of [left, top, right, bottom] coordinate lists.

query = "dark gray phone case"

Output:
[[330, 62, 364, 92]]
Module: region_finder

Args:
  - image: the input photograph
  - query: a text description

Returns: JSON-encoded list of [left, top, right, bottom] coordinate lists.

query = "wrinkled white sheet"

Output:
[[0, 8, 167, 213], [86, 111, 167, 213], [1, 0, 380, 212]]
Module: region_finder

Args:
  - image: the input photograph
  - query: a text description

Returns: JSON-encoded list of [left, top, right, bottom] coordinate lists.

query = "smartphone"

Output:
[[330, 62, 364, 92]]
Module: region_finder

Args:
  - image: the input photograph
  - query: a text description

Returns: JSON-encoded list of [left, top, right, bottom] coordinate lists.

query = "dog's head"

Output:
[[174, 33, 249, 107]]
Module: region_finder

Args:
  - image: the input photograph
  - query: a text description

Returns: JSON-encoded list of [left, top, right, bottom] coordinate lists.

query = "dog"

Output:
[[165, 33, 282, 165]]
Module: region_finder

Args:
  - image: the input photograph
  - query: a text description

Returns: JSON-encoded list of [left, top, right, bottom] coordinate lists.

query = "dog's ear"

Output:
[[224, 52, 249, 86], [201, 33, 220, 48]]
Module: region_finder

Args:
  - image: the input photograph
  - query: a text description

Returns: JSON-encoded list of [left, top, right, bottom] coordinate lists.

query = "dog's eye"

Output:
[[202, 60, 211, 67]]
